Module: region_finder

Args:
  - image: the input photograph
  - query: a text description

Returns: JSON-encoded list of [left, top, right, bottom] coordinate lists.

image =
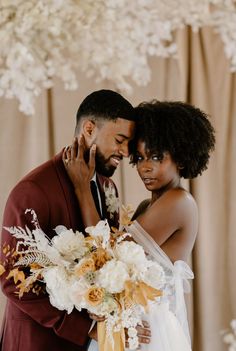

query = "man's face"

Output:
[[91, 118, 135, 177]]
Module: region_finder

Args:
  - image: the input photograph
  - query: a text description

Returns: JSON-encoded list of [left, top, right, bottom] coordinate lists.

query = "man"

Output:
[[0, 90, 150, 351]]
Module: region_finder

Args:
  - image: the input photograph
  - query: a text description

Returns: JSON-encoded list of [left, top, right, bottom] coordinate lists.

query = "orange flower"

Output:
[[0, 264, 6, 276], [91, 248, 111, 269], [120, 204, 134, 226], [75, 258, 95, 277], [6, 268, 25, 285], [85, 286, 105, 306]]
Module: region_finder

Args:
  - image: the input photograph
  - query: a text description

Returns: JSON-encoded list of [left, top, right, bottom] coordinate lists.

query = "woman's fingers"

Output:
[[71, 137, 79, 160], [63, 146, 71, 166], [89, 144, 96, 175], [77, 134, 86, 160]]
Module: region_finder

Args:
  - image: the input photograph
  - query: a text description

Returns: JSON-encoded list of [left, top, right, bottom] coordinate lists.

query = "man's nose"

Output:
[[119, 144, 129, 158]]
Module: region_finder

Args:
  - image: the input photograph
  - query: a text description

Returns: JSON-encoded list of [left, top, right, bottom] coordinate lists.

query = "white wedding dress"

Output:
[[125, 220, 194, 351], [89, 220, 194, 351]]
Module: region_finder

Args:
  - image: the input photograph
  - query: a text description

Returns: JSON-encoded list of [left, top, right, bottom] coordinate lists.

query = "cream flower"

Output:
[[74, 258, 96, 277], [52, 227, 87, 261], [69, 279, 90, 311], [85, 220, 110, 248], [104, 183, 119, 218], [141, 262, 166, 289], [96, 259, 129, 293], [43, 266, 74, 314]]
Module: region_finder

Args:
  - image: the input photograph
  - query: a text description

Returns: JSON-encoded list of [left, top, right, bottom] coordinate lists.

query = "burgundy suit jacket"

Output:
[[0, 151, 119, 351]]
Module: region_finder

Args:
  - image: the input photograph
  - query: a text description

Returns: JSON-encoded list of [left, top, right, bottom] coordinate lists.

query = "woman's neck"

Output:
[[151, 178, 181, 203]]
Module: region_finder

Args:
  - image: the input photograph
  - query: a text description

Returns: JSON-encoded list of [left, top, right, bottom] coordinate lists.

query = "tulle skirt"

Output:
[[126, 302, 191, 351]]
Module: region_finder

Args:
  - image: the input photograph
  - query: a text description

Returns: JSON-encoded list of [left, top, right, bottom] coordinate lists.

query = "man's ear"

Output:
[[82, 119, 96, 138]]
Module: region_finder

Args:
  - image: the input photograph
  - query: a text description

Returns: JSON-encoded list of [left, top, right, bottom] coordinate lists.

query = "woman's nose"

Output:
[[140, 160, 153, 171]]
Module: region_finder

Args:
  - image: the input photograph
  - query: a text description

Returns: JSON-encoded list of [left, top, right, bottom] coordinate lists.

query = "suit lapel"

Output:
[[53, 151, 84, 233]]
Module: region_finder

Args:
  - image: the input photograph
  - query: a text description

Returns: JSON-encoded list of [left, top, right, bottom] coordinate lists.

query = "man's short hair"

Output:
[[76, 89, 135, 127]]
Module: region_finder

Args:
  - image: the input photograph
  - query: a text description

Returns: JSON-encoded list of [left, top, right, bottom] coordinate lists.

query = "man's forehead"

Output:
[[103, 118, 135, 135]]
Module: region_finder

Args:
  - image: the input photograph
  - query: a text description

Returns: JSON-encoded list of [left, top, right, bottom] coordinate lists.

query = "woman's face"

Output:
[[136, 140, 180, 193]]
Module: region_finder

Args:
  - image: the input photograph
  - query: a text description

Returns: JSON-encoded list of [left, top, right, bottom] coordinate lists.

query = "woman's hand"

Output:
[[63, 135, 96, 192]]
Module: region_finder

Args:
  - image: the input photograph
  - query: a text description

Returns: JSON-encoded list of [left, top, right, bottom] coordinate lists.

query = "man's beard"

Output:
[[84, 147, 118, 177], [95, 149, 117, 177]]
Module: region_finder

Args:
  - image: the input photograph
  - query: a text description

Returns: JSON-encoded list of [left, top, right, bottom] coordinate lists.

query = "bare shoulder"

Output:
[[145, 188, 198, 261], [157, 188, 197, 212], [149, 187, 198, 230]]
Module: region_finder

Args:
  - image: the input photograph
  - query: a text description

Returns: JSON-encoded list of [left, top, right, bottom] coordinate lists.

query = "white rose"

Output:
[[115, 241, 148, 268], [96, 259, 129, 293]]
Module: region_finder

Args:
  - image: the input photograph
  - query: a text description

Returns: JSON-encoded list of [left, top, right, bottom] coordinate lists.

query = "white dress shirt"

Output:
[[88, 173, 100, 351]]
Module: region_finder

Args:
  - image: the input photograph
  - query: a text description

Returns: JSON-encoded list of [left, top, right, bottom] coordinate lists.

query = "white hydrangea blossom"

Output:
[[0, 0, 236, 115]]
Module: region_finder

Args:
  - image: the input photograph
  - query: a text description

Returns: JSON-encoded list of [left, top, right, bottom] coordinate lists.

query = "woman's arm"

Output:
[[136, 189, 198, 261], [63, 136, 100, 227]]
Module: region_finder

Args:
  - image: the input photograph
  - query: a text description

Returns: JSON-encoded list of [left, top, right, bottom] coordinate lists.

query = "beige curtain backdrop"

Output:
[[0, 27, 235, 351]]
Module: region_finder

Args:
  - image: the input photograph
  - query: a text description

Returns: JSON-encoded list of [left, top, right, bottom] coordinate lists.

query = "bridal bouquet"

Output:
[[0, 209, 166, 350]]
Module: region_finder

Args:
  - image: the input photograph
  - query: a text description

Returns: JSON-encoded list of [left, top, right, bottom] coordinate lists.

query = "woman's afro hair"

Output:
[[129, 100, 215, 179]]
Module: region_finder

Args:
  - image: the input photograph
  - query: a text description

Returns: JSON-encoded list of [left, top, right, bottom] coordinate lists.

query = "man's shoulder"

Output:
[[23, 152, 61, 181], [10, 151, 64, 196]]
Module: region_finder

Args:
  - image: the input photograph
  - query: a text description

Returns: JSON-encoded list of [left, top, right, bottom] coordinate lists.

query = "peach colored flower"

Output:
[[85, 286, 105, 306], [0, 264, 6, 276], [75, 258, 95, 277], [91, 248, 111, 269]]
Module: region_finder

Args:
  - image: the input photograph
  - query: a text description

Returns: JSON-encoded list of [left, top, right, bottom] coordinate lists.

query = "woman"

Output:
[[63, 100, 215, 350]]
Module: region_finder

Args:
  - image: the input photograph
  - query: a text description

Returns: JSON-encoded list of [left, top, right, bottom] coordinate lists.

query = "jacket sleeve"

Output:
[[0, 180, 92, 347]]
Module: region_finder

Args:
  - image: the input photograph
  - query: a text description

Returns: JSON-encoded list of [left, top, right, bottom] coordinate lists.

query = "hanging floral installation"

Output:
[[0, 0, 236, 115]]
